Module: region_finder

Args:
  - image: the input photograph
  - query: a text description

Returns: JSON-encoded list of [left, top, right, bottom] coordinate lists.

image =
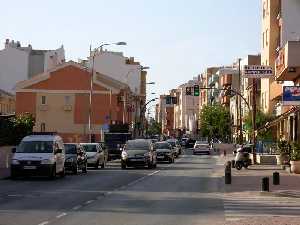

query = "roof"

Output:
[[22, 135, 62, 142], [0, 89, 14, 97], [15, 61, 130, 93]]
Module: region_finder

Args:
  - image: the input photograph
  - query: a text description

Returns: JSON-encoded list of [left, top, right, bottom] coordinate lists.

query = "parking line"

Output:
[[56, 212, 67, 219], [38, 221, 49, 225], [84, 200, 94, 205], [72, 205, 82, 210]]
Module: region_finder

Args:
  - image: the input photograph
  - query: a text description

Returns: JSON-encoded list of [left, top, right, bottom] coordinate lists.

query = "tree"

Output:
[[0, 114, 35, 146], [200, 104, 231, 141], [147, 119, 162, 136], [244, 110, 274, 141]]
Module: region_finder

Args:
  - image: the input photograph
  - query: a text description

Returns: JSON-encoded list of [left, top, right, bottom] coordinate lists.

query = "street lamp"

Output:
[[147, 82, 155, 85], [88, 41, 127, 142]]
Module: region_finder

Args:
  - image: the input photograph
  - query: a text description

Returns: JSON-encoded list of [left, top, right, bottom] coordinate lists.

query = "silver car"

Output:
[[80, 143, 106, 169]]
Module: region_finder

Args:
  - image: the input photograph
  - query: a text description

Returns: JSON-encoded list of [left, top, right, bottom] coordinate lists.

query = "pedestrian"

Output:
[[223, 149, 227, 157]]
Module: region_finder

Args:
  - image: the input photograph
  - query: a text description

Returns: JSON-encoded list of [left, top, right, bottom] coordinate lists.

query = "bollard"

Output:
[[273, 172, 280, 185], [261, 177, 269, 192], [231, 160, 235, 168], [225, 162, 231, 184]]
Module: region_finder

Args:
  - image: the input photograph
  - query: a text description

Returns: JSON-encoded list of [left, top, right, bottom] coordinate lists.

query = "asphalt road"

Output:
[[0, 149, 225, 225]]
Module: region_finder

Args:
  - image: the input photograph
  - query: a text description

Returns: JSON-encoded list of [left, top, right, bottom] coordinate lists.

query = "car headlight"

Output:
[[11, 159, 20, 165], [41, 159, 53, 164], [121, 151, 128, 159]]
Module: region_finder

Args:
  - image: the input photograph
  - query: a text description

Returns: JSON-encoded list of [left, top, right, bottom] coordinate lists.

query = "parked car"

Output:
[[11, 133, 65, 178], [64, 143, 87, 174], [193, 141, 211, 155], [154, 141, 175, 163], [81, 143, 106, 169], [166, 139, 181, 157], [185, 138, 196, 148], [121, 139, 157, 169]]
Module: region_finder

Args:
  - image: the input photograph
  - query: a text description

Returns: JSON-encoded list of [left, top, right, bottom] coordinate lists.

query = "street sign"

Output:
[[283, 86, 300, 106], [243, 65, 273, 78]]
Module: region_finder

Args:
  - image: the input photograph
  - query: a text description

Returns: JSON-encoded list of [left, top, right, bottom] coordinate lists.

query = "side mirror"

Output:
[[12, 147, 16, 153]]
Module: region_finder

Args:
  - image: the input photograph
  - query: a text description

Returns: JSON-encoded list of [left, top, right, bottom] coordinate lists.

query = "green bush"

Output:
[[290, 142, 300, 161], [0, 114, 35, 146]]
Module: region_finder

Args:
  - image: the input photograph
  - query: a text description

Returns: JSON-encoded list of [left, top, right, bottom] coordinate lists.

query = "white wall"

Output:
[[44, 46, 65, 71], [281, 0, 300, 46], [0, 47, 29, 92], [90, 51, 141, 95]]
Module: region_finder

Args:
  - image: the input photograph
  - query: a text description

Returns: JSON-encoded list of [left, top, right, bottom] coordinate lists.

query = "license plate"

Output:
[[157, 156, 164, 159], [130, 158, 143, 161], [23, 166, 36, 169]]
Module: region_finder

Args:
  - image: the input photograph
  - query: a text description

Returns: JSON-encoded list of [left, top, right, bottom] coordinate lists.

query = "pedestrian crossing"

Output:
[[223, 193, 300, 221]]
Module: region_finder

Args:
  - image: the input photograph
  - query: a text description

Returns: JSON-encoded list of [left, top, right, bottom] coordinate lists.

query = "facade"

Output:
[[158, 95, 167, 134], [0, 39, 65, 93], [261, 0, 300, 142], [15, 61, 132, 143], [0, 89, 15, 115]]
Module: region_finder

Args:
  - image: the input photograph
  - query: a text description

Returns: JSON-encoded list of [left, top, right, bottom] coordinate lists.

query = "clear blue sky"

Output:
[[0, 0, 261, 101]]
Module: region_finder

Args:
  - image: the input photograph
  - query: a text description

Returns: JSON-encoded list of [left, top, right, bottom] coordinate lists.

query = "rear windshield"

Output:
[[125, 141, 150, 151], [82, 145, 97, 152], [64, 144, 77, 154], [17, 141, 53, 153], [154, 143, 170, 149], [167, 140, 176, 147]]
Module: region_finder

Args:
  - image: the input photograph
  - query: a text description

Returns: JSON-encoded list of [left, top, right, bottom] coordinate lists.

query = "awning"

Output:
[[257, 106, 300, 132]]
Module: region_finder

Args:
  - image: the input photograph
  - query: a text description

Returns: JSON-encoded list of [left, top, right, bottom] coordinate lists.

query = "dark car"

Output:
[[64, 143, 87, 174], [154, 141, 175, 163], [121, 139, 157, 169], [185, 138, 196, 149], [166, 139, 181, 157]]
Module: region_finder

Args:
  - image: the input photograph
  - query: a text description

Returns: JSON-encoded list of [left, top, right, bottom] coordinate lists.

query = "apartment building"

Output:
[[0, 39, 65, 93], [15, 61, 132, 143], [0, 89, 15, 115], [261, 0, 300, 141]]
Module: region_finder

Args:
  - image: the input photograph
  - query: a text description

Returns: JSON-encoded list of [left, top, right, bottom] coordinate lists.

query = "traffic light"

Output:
[[186, 87, 192, 95], [165, 95, 172, 104], [194, 85, 200, 96]]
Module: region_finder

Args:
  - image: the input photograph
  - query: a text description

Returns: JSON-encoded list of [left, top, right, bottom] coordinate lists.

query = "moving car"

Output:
[[104, 132, 132, 160], [185, 138, 196, 148], [121, 139, 157, 169], [166, 139, 181, 157], [64, 143, 87, 174], [193, 141, 211, 155], [11, 133, 65, 178], [81, 143, 106, 169], [154, 141, 175, 163]]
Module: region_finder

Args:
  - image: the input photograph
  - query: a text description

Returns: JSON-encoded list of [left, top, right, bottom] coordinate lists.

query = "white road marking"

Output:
[[56, 212, 67, 218], [85, 200, 94, 205], [72, 205, 82, 210], [7, 194, 23, 197], [38, 221, 49, 225]]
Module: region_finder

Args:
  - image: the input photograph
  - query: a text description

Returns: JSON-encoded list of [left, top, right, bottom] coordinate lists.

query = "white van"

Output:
[[11, 133, 65, 178]]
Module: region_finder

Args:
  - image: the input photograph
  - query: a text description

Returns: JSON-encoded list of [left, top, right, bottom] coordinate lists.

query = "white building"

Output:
[[88, 50, 143, 96], [0, 39, 65, 93]]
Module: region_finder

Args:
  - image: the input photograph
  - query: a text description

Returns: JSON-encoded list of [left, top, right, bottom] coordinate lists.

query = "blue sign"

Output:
[[283, 86, 300, 106]]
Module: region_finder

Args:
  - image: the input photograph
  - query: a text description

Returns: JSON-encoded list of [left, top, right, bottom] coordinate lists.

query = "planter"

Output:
[[290, 160, 300, 174], [276, 153, 290, 165]]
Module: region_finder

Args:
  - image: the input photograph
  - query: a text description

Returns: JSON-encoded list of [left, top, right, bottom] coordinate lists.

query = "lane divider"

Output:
[[37, 221, 49, 225], [72, 205, 82, 210], [56, 213, 67, 219]]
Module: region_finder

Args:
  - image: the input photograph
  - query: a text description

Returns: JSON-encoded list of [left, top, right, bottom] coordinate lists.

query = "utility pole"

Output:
[[238, 58, 243, 144], [252, 78, 257, 164]]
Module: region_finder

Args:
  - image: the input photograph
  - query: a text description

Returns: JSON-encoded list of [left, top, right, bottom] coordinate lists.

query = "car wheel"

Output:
[[147, 162, 152, 169], [153, 163, 157, 168], [235, 162, 243, 170], [101, 161, 105, 169], [73, 164, 78, 175], [10, 169, 17, 179], [121, 162, 126, 169], [82, 163, 88, 173], [49, 165, 56, 179], [169, 158, 173, 164]]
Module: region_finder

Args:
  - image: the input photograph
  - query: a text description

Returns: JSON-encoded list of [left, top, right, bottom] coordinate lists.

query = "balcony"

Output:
[[220, 74, 232, 87], [275, 41, 300, 81]]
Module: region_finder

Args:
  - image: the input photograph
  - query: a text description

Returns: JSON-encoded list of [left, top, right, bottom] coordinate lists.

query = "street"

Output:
[[0, 149, 226, 225]]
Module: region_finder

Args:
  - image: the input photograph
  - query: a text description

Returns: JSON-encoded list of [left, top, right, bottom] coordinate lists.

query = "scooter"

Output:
[[234, 146, 252, 170]]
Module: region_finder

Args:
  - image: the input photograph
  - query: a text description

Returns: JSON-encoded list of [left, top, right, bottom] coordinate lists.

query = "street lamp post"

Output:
[[139, 98, 158, 136], [88, 41, 127, 142]]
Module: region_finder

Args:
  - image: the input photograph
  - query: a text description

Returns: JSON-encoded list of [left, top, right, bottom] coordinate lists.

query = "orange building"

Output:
[[15, 61, 133, 143]]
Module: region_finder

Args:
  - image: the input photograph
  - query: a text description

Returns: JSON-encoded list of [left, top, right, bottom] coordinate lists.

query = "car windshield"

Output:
[[17, 141, 53, 153], [64, 144, 77, 154], [82, 145, 97, 152], [154, 143, 170, 149], [167, 140, 176, 147], [125, 141, 150, 151]]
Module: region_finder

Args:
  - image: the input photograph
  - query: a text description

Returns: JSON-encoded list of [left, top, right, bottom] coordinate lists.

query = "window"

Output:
[[266, 29, 269, 46], [64, 96, 71, 105], [262, 32, 265, 48], [41, 123, 45, 132], [41, 96, 46, 105]]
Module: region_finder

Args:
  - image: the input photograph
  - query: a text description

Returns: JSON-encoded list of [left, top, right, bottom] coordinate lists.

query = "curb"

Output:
[[260, 190, 300, 198]]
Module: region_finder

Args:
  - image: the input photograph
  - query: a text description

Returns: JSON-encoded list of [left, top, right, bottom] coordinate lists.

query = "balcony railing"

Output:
[[275, 41, 300, 81]]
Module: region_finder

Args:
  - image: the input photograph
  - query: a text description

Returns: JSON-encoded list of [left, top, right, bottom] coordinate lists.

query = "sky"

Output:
[[0, 0, 261, 112]]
